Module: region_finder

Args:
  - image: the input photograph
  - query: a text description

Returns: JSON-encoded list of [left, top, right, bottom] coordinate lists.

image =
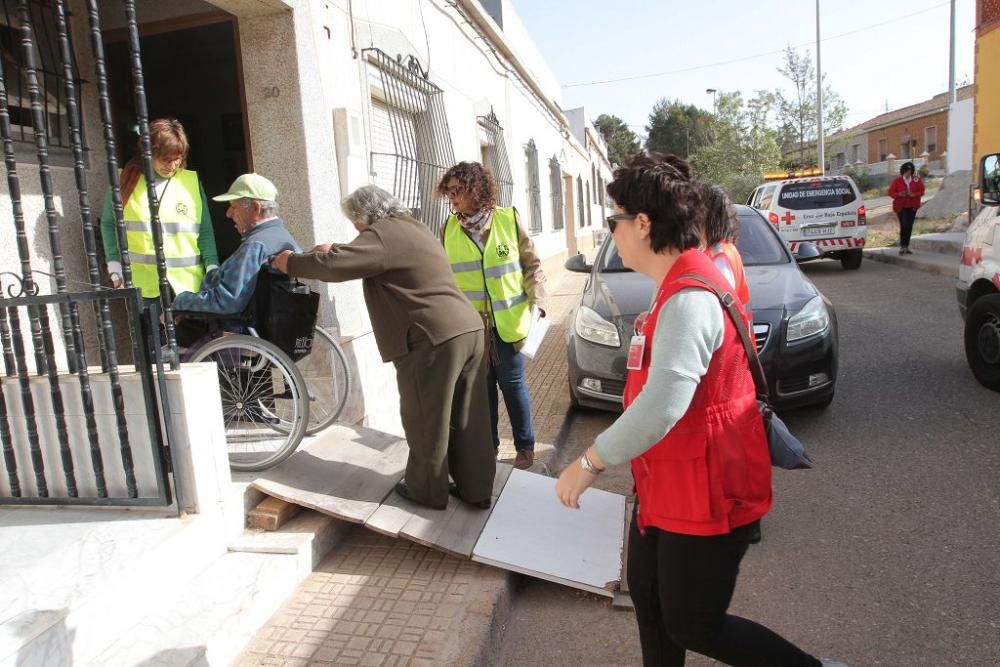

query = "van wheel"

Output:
[[965, 294, 1000, 391], [840, 249, 863, 270]]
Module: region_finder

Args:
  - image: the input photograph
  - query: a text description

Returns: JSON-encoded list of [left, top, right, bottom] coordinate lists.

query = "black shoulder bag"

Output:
[[681, 273, 813, 470]]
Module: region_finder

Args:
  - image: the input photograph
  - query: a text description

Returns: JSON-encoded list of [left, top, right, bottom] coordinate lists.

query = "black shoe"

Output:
[[395, 481, 446, 510], [449, 482, 491, 510]]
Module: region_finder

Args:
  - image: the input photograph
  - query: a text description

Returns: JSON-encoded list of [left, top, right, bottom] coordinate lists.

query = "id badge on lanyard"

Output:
[[626, 334, 646, 370]]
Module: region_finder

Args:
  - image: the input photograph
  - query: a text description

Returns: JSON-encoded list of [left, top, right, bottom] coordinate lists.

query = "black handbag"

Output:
[[681, 273, 813, 470], [253, 270, 320, 361]]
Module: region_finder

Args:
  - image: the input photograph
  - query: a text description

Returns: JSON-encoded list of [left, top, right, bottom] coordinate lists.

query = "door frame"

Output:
[[101, 11, 253, 172]]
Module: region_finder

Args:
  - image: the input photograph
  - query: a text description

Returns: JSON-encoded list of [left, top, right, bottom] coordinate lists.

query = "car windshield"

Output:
[[735, 211, 790, 266], [777, 179, 857, 210], [597, 236, 631, 272], [598, 211, 788, 271]]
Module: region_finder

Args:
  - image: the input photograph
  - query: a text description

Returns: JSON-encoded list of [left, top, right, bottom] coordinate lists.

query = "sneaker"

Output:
[[514, 449, 534, 469]]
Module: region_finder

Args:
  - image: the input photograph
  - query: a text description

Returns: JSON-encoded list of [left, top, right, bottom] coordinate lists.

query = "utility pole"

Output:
[[948, 0, 957, 106], [816, 0, 824, 174]]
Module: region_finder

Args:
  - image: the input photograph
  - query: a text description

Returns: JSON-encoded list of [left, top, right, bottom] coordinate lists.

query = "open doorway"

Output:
[[103, 15, 250, 260]]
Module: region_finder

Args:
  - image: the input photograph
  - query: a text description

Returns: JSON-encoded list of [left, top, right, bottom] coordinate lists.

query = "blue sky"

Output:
[[510, 0, 976, 138]]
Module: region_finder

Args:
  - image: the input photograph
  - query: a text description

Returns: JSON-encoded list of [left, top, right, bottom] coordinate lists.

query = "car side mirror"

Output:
[[564, 252, 591, 273], [980, 153, 1000, 206], [795, 242, 823, 262]]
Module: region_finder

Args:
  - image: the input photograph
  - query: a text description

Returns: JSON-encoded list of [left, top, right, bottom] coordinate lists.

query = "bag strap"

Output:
[[679, 272, 770, 403]]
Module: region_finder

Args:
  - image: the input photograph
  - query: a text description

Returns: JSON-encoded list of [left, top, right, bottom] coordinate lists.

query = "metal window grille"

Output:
[[524, 139, 542, 234], [548, 156, 563, 231], [576, 174, 585, 228], [477, 109, 513, 207], [591, 163, 598, 203], [585, 180, 592, 226], [365, 48, 454, 237], [0, 0, 84, 148]]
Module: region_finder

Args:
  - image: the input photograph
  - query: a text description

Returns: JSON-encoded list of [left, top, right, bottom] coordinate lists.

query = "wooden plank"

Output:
[[250, 424, 408, 524], [247, 496, 301, 531], [401, 463, 514, 558], [472, 469, 625, 597]]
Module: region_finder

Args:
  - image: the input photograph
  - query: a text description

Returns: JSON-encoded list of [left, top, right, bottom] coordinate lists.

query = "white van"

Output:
[[958, 151, 1000, 391], [747, 174, 867, 270]]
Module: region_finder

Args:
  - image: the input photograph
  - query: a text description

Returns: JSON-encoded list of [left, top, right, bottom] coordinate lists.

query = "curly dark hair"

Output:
[[436, 162, 497, 212], [899, 161, 916, 176], [606, 152, 703, 253], [701, 183, 738, 246]]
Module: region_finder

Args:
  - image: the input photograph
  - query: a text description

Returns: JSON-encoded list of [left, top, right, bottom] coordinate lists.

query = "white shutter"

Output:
[[370, 100, 396, 195]]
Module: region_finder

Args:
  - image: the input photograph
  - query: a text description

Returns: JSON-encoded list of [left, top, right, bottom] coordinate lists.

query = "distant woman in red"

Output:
[[888, 161, 925, 255], [555, 153, 846, 667]]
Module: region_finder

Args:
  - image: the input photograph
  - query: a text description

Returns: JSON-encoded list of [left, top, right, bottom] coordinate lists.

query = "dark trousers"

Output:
[[897, 208, 917, 249], [627, 518, 820, 667], [487, 332, 536, 452], [393, 328, 496, 507]]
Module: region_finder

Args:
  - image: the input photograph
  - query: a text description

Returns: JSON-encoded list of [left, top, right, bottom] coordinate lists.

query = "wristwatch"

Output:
[[580, 451, 604, 475]]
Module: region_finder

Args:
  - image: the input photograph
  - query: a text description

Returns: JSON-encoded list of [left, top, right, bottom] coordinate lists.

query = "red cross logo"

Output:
[[781, 211, 796, 225]]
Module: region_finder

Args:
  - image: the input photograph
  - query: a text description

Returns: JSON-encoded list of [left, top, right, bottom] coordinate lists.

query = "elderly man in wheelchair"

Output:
[[171, 173, 319, 471]]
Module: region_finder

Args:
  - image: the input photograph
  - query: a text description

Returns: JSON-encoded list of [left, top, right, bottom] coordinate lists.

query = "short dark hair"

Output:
[[701, 183, 738, 246], [606, 152, 703, 253], [900, 161, 916, 176], [436, 162, 497, 212]]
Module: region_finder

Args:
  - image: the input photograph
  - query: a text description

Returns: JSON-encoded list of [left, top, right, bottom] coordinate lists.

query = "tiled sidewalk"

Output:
[[235, 267, 589, 667]]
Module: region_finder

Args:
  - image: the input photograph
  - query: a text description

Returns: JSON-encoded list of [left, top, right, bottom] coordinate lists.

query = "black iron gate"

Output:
[[0, 0, 185, 508]]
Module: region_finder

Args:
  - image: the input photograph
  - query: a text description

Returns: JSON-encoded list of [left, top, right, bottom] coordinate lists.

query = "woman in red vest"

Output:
[[556, 154, 845, 667], [887, 161, 925, 255]]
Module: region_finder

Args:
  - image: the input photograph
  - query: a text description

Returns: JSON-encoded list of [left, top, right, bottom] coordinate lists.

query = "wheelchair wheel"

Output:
[[297, 326, 351, 435], [190, 335, 309, 471]]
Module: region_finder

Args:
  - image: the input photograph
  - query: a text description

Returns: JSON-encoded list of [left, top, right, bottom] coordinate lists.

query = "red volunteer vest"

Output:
[[625, 249, 772, 536]]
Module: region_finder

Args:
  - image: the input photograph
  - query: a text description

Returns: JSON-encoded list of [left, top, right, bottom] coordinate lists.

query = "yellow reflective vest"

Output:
[[122, 168, 205, 298], [443, 207, 531, 343]]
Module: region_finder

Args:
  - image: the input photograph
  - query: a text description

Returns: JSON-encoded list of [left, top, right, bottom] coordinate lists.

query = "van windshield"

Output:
[[778, 180, 857, 210]]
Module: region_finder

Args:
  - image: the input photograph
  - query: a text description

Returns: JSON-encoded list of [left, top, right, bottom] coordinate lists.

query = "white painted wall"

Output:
[[947, 97, 974, 174]]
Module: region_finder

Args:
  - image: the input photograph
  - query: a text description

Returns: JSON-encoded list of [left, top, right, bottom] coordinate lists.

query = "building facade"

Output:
[[974, 0, 1000, 172], [0, 0, 612, 435]]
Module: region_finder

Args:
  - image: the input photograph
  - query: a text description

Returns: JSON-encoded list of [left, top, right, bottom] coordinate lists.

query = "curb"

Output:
[[864, 248, 959, 278]]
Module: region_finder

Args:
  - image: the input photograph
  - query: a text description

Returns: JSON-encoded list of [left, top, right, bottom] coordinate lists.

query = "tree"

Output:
[[594, 114, 640, 166], [644, 99, 714, 159], [775, 46, 848, 167], [690, 90, 782, 202]]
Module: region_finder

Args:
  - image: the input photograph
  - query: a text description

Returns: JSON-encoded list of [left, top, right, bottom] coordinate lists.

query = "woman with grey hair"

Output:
[[271, 185, 496, 510]]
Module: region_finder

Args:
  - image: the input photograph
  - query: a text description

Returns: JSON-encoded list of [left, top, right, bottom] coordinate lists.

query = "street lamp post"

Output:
[[705, 88, 718, 114]]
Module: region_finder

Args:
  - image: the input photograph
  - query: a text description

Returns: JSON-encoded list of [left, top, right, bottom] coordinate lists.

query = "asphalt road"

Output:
[[493, 258, 1000, 667]]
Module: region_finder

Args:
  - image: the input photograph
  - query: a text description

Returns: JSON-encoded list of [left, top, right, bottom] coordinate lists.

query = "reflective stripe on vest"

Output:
[[122, 168, 205, 298], [443, 207, 532, 342]]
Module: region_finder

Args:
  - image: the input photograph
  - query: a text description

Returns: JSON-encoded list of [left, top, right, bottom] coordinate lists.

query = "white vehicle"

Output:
[[958, 152, 1000, 391], [746, 172, 867, 270]]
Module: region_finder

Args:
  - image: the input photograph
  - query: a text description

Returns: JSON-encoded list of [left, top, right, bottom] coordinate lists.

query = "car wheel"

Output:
[[964, 293, 1000, 391], [840, 249, 863, 270]]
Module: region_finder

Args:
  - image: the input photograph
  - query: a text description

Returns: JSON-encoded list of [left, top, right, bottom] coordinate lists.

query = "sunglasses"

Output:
[[605, 213, 634, 234]]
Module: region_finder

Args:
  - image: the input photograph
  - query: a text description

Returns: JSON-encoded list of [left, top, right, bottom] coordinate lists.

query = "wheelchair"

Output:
[[180, 270, 351, 471]]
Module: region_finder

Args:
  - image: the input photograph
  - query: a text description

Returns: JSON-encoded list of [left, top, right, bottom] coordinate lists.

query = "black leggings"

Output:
[[897, 208, 917, 249], [627, 518, 820, 667]]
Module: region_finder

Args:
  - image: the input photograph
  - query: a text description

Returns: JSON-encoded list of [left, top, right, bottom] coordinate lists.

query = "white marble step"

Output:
[[1, 509, 231, 666], [89, 549, 309, 666]]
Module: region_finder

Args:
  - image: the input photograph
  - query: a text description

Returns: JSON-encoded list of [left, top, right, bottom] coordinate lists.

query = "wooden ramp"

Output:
[[251, 424, 626, 597]]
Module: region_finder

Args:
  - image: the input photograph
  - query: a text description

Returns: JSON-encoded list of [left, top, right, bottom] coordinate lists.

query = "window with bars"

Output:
[[585, 180, 592, 226], [478, 110, 513, 207], [524, 139, 542, 234], [878, 138, 887, 161], [0, 0, 84, 149], [925, 126, 937, 154], [576, 175, 584, 228], [365, 48, 454, 237], [549, 155, 563, 231]]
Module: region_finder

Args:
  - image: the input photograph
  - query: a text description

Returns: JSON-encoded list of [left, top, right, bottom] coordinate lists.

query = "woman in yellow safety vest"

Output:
[[100, 118, 218, 300], [437, 162, 547, 471]]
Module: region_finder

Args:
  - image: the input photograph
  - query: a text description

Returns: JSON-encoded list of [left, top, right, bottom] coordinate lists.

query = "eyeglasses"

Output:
[[605, 213, 634, 234]]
